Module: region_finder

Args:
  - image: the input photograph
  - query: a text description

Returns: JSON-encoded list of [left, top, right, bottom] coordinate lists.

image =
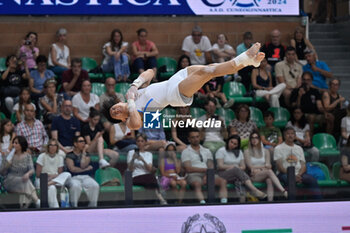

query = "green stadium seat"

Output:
[[0, 112, 6, 120], [312, 133, 340, 157], [249, 106, 266, 128], [332, 161, 350, 186], [91, 83, 106, 96], [309, 162, 338, 187], [82, 57, 98, 72], [157, 57, 177, 81], [10, 112, 16, 124], [223, 81, 265, 104], [268, 107, 290, 129], [0, 57, 7, 72], [115, 82, 129, 96], [215, 108, 235, 126], [190, 107, 206, 119]]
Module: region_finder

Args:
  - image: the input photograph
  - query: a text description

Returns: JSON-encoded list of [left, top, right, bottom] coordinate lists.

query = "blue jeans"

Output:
[[102, 54, 130, 80], [278, 173, 322, 200], [49, 66, 68, 77], [132, 56, 157, 73]]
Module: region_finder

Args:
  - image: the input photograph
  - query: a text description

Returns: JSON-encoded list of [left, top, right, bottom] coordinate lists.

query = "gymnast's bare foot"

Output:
[[246, 42, 265, 67]]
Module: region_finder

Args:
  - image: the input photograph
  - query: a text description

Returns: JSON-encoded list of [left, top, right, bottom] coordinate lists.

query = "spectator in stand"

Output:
[[198, 97, 227, 155], [101, 29, 130, 82], [159, 144, 187, 203], [181, 128, 228, 204], [260, 111, 283, 157], [211, 34, 235, 63], [72, 80, 100, 126], [322, 78, 347, 140], [29, 55, 56, 105], [48, 28, 70, 77], [65, 136, 100, 207], [204, 76, 234, 108], [171, 106, 192, 152], [290, 27, 317, 64], [0, 119, 16, 158], [17, 32, 39, 70], [0, 55, 30, 116], [82, 107, 119, 169], [290, 71, 333, 135], [109, 121, 137, 153], [15, 103, 48, 155], [177, 54, 191, 72], [182, 25, 212, 65], [35, 138, 71, 208], [236, 31, 254, 91], [13, 88, 36, 123], [275, 46, 303, 107], [275, 127, 322, 199], [341, 105, 350, 147], [216, 135, 267, 202], [230, 104, 257, 149], [261, 29, 286, 69], [303, 49, 333, 91], [51, 100, 80, 154], [286, 107, 320, 162], [251, 58, 286, 107], [127, 134, 167, 204], [244, 131, 287, 201], [0, 136, 40, 208], [340, 137, 350, 182], [138, 126, 167, 152], [62, 58, 89, 98], [39, 78, 64, 127], [131, 28, 159, 80]]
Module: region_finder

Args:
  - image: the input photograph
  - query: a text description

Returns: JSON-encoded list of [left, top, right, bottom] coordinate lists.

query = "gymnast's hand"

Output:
[[126, 86, 138, 100]]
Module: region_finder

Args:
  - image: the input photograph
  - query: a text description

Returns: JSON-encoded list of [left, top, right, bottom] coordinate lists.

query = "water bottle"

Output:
[[60, 187, 70, 208]]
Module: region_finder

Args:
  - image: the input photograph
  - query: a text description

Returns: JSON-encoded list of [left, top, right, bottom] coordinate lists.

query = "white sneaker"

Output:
[[223, 99, 235, 108], [99, 159, 110, 168]]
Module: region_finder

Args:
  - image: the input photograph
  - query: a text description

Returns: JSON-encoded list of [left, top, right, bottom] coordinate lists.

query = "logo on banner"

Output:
[[232, 0, 259, 7], [143, 110, 162, 129], [181, 213, 226, 233]]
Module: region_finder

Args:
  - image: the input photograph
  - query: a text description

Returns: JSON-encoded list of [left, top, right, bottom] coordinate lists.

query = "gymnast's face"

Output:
[[110, 103, 128, 121]]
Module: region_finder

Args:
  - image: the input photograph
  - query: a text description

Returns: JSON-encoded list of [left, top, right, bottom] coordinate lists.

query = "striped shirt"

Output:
[[15, 120, 49, 152]]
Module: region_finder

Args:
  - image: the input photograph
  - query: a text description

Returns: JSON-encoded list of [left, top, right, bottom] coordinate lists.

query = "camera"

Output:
[[301, 83, 308, 91], [24, 40, 31, 45]]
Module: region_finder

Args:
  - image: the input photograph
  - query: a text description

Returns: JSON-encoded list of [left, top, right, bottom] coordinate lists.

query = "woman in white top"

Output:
[[109, 121, 137, 153], [244, 131, 287, 201], [211, 34, 236, 63], [216, 134, 266, 202], [127, 134, 167, 204], [72, 80, 100, 125], [48, 28, 70, 76], [0, 119, 16, 166], [101, 29, 130, 82], [35, 138, 71, 208]]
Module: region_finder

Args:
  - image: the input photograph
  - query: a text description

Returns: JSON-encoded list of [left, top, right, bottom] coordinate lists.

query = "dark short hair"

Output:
[[188, 128, 200, 136], [5, 54, 16, 66], [14, 136, 28, 153], [286, 46, 296, 53], [226, 134, 241, 150], [243, 31, 253, 40], [302, 71, 314, 80], [36, 55, 47, 64], [73, 135, 84, 144], [283, 127, 295, 134], [204, 97, 217, 106], [89, 107, 100, 119], [235, 104, 250, 120], [101, 96, 122, 124], [136, 133, 147, 141], [137, 28, 147, 36], [71, 58, 82, 66], [263, 111, 274, 119], [329, 78, 341, 87]]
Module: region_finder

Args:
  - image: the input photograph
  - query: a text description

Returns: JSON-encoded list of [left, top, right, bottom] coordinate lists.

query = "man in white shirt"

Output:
[[274, 127, 322, 199], [182, 26, 212, 65], [181, 128, 227, 204]]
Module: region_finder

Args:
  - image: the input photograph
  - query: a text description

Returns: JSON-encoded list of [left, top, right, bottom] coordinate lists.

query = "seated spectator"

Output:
[[127, 134, 167, 204], [35, 138, 71, 208], [261, 29, 286, 69], [51, 100, 81, 154], [341, 105, 350, 147], [72, 80, 100, 126], [29, 55, 55, 103], [182, 25, 212, 65], [236, 31, 254, 91], [138, 126, 167, 152], [230, 104, 257, 149], [0, 55, 30, 116], [303, 49, 333, 91], [131, 28, 159, 79], [181, 128, 228, 204], [177, 54, 191, 72], [286, 107, 320, 162], [101, 29, 130, 82], [340, 137, 350, 182], [211, 34, 235, 63], [159, 144, 187, 203], [198, 98, 227, 154], [291, 71, 333, 135], [216, 135, 267, 202], [17, 32, 39, 70], [0, 136, 40, 208], [251, 58, 286, 107], [204, 77, 234, 108], [13, 88, 36, 123], [275, 46, 303, 107], [290, 27, 317, 64], [48, 28, 70, 77], [274, 127, 322, 199], [82, 107, 119, 168], [62, 58, 89, 98], [109, 121, 137, 153], [322, 78, 346, 140], [39, 78, 64, 126], [244, 131, 287, 201], [0, 119, 16, 158], [260, 111, 283, 157], [65, 136, 100, 207], [171, 106, 192, 152], [15, 103, 48, 155]]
